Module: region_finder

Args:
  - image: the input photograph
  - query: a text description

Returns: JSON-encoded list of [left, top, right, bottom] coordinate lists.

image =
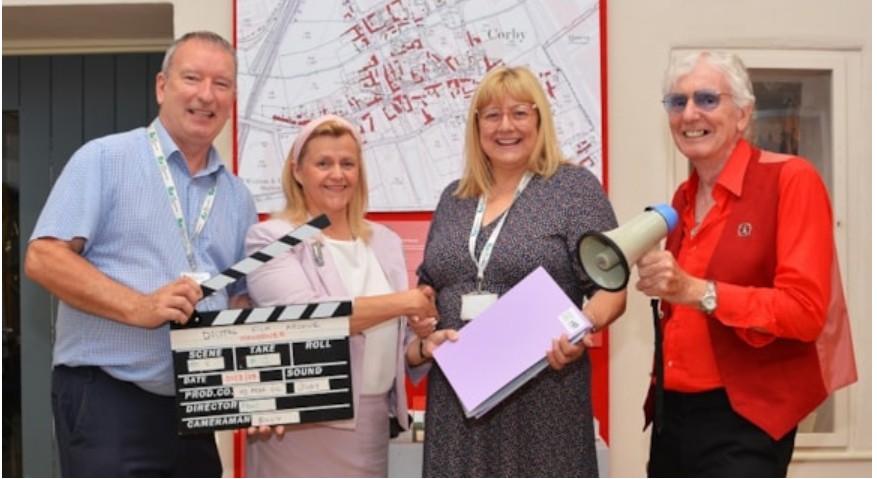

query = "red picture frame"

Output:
[[231, 2, 611, 473]]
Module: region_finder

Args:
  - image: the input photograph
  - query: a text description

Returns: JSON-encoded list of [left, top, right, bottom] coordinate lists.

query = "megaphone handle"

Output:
[[651, 298, 664, 434]]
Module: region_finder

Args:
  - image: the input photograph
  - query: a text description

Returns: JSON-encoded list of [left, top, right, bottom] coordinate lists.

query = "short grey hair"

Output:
[[161, 31, 237, 76], [662, 51, 755, 110]]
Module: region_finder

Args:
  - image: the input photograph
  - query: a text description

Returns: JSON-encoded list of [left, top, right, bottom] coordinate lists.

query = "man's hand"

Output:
[[635, 250, 701, 306], [135, 277, 203, 328]]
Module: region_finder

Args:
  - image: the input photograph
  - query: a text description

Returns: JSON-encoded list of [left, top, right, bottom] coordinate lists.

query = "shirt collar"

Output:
[[681, 138, 751, 202], [151, 118, 224, 177], [716, 139, 751, 198]]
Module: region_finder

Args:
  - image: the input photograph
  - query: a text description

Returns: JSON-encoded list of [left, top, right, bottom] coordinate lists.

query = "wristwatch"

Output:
[[699, 280, 718, 315]]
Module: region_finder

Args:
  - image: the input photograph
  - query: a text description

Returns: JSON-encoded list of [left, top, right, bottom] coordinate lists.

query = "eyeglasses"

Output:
[[662, 90, 732, 114], [477, 104, 537, 126]]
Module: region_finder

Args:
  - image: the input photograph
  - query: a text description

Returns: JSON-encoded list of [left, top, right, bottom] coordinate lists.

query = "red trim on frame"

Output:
[[591, 0, 611, 446], [232, 2, 240, 176], [600, 0, 609, 194], [232, 9, 245, 473], [365, 211, 434, 222]]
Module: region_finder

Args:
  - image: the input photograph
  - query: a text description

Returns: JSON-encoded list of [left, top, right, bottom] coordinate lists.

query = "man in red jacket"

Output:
[[635, 50, 856, 477]]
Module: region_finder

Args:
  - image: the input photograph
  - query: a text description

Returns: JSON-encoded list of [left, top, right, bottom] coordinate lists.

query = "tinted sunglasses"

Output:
[[662, 89, 731, 114]]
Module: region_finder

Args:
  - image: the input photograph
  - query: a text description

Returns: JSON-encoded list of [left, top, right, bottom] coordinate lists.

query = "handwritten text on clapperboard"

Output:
[[171, 316, 353, 435]]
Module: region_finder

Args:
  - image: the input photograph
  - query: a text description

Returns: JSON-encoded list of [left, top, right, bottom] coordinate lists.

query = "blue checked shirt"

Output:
[[30, 119, 258, 395]]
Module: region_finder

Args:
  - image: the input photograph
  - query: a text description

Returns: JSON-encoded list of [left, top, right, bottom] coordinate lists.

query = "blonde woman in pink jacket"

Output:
[[243, 115, 455, 477]]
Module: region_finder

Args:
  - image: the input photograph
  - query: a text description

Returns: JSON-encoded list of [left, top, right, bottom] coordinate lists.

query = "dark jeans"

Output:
[[52, 365, 221, 478], [648, 389, 796, 478]]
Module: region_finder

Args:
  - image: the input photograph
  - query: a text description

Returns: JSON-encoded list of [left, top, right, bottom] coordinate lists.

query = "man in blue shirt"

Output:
[[25, 30, 257, 477]]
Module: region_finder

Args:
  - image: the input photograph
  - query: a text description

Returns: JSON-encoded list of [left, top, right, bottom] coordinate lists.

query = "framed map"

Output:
[[234, 0, 607, 213]]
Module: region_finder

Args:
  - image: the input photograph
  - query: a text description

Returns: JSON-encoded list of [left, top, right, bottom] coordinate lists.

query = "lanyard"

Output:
[[468, 171, 533, 291], [147, 123, 217, 272]]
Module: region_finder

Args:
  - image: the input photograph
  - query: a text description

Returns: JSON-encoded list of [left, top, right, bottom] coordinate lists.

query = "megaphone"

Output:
[[577, 204, 679, 292]]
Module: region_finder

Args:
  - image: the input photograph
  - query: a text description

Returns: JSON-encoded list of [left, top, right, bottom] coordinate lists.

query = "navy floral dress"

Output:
[[419, 163, 618, 477]]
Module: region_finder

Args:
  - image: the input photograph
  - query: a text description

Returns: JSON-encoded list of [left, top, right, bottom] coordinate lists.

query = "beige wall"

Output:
[[606, 1, 871, 477], [3, 0, 871, 477]]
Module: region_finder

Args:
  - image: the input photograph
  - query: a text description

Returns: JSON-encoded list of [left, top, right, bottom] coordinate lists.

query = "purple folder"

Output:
[[432, 266, 592, 418]]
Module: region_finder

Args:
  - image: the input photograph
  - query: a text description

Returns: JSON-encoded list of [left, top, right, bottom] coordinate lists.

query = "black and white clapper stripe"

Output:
[[198, 214, 330, 297], [186, 301, 353, 328]]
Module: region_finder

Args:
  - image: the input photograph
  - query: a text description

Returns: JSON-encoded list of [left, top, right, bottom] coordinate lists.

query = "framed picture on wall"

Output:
[[233, 0, 609, 213], [231, 0, 614, 453], [748, 66, 843, 445], [749, 69, 833, 195]]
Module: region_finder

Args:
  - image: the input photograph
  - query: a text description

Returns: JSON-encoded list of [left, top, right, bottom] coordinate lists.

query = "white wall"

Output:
[[3, 0, 870, 477]]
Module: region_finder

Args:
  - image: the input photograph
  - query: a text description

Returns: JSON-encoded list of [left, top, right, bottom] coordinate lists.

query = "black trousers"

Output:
[[52, 365, 222, 478], [648, 389, 796, 478]]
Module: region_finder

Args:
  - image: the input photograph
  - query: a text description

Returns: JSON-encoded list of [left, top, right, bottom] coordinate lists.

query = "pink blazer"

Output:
[[245, 218, 426, 429]]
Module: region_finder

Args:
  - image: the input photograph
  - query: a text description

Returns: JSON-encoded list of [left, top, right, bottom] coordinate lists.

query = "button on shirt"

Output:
[[30, 119, 257, 396]]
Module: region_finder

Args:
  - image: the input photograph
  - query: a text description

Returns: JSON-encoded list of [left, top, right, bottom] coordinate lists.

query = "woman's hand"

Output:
[[229, 293, 253, 310], [406, 285, 438, 338], [546, 333, 586, 371], [408, 315, 438, 338], [246, 424, 286, 442], [408, 328, 459, 366], [422, 329, 459, 358]]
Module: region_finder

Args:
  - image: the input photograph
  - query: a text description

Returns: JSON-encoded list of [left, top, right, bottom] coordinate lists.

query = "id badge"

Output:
[[181, 271, 211, 284], [460, 292, 498, 321]]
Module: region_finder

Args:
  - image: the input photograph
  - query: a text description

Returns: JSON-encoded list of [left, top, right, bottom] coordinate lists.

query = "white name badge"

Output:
[[460, 292, 498, 321], [181, 271, 211, 284]]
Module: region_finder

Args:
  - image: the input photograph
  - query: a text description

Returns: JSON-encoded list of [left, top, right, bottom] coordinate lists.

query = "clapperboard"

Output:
[[170, 215, 356, 435]]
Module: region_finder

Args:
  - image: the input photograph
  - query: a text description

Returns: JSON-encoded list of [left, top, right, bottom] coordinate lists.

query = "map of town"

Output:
[[236, 0, 604, 212]]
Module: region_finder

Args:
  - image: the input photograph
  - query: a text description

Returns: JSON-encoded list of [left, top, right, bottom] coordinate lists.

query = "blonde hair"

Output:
[[275, 116, 372, 241], [455, 65, 569, 199]]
